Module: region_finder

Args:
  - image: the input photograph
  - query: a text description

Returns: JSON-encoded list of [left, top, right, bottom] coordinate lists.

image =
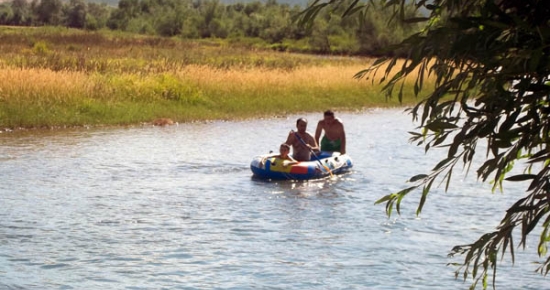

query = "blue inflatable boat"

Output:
[[250, 151, 353, 180]]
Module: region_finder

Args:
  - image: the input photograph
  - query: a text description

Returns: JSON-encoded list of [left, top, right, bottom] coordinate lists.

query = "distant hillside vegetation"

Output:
[[87, 0, 118, 6], [85, 0, 310, 7], [0, 0, 422, 56], [220, 0, 309, 7]]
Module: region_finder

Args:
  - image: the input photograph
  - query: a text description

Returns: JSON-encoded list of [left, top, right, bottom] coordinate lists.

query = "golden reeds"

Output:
[[0, 27, 432, 129]]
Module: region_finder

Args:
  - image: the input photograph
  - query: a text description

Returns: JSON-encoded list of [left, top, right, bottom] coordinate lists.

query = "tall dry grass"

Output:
[[0, 27, 433, 129]]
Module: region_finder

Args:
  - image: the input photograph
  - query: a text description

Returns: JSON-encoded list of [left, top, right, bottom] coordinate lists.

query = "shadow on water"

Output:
[[251, 172, 354, 199]]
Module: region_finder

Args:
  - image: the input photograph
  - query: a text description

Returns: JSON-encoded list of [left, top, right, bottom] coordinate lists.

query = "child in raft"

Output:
[[262, 143, 298, 167]]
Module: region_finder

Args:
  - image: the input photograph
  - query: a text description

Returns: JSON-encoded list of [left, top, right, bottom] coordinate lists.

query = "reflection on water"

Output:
[[0, 109, 546, 289], [253, 174, 354, 199]]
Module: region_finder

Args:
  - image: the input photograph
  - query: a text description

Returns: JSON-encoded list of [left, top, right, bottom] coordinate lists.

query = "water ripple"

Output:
[[0, 111, 546, 289]]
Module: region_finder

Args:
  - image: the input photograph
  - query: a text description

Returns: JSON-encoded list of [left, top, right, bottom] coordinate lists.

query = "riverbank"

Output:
[[0, 26, 423, 130]]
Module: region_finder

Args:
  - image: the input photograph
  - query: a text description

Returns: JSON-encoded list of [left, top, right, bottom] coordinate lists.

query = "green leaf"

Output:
[[295, 2, 328, 28], [528, 154, 550, 164], [374, 194, 394, 205], [353, 69, 371, 79], [444, 168, 452, 192], [504, 174, 536, 181], [408, 174, 428, 182], [416, 179, 433, 216], [448, 131, 465, 158], [538, 226, 548, 256], [393, 186, 416, 198], [342, 0, 361, 17], [432, 132, 449, 147], [432, 157, 452, 171], [403, 17, 430, 23], [383, 0, 401, 9], [425, 121, 458, 132], [529, 48, 543, 71], [376, 187, 416, 216], [398, 82, 404, 103], [408, 131, 423, 137], [529, 150, 549, 160], [396, 191, 406, 214], [494, 139, 513, 148], [371, 57, 389, 67]]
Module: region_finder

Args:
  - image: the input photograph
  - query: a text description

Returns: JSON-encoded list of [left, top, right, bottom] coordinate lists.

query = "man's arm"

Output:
[[340, 123, 346, 155], [307, 133, 319, 151], [285, 131, 294, 145], [314, 121, 323, 145]]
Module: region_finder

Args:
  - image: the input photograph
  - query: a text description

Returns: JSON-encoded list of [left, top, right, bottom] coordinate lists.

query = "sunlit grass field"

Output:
[[0, 26, 427, 129]]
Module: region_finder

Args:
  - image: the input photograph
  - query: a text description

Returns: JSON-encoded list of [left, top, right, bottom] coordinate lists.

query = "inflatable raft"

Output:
[[250, 151, 353, 180]]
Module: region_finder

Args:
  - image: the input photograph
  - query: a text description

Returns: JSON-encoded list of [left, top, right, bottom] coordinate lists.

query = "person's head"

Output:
[[323, 110, 335, 124], [279, 143, 291, 156], [296, 118, 308, 133]]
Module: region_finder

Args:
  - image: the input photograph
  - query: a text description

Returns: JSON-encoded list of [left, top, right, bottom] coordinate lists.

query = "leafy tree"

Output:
[[243, 1, 261, 16], [122, 17, 150, 34], [86, 3, 111, 30], [10, 0, 31, 25], [155, 7, 184, 36], [230, 2, 244, 13], [258, 5, 291, 43], [0, 4, 14, 24], [300, 0, 550, 289], [64, 0, 87, 28], [34, 0, 62, 25], [106, 8, 128, 29], [286, 5, 308, 39], [118, 0, 140, 18], [308, 16, 330, 53], [84, 14, 98, 30], [241, 11, 262, 38], [196, 0, 224, 38], [180, 14, 201, 38], [1, 0, 419, 56], [107, 0, 140, 30], [208, 18, 229, 38]]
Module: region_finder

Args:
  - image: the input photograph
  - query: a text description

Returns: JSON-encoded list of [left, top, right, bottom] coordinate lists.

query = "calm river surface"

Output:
[[0, 109, 547, 289]]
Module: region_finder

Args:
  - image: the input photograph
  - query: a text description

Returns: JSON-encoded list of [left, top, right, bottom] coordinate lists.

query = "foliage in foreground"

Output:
[[301, 0, 550, 289]]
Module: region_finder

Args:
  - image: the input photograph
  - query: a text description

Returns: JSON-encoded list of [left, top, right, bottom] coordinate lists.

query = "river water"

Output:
[[0, 109, 546, 289]]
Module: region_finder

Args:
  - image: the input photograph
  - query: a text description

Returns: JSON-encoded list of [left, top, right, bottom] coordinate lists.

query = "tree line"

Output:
[[0, 0, 421, 55]]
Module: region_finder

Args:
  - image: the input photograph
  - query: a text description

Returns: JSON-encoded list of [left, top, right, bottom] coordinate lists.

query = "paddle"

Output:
[[291, 130, 334, 178]]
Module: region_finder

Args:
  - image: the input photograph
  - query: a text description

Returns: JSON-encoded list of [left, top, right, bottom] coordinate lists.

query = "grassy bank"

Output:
[[0, 26, 425, 129]]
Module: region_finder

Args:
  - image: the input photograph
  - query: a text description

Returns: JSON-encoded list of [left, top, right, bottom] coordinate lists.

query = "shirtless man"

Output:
[[285, 118, 319, 161], [315, 110, 346, 155]]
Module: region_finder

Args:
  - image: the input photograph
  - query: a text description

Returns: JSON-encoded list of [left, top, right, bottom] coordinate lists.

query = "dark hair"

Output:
[[280, 143, 291, 150], [324, 110, 334, 117], [296, 118, 308, 126]]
